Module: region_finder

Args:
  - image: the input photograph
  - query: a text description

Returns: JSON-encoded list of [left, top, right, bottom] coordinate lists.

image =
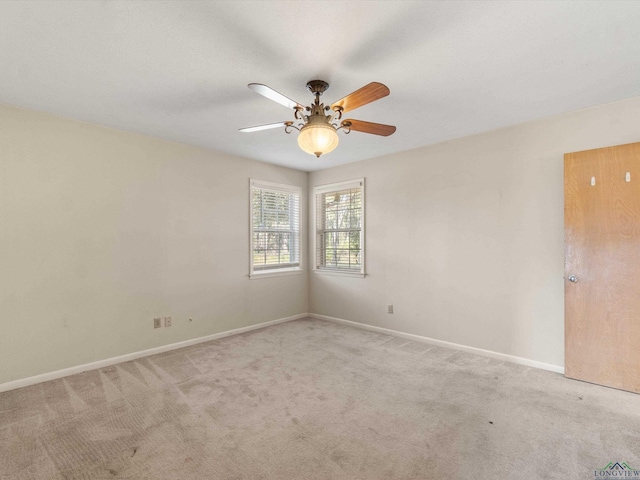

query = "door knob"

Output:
[[568, 275, 578, 283]]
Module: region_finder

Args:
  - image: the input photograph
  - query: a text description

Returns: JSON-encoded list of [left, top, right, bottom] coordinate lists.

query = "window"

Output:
[[314, 179, 365, 276], [250, 180, 301, 277]]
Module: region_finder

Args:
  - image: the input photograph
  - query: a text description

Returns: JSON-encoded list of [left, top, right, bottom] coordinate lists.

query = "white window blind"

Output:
[[250, 180, 301, 275], [314, 179, 365, 274]]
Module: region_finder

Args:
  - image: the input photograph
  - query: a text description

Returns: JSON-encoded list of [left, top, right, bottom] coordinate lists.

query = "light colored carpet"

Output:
[[0, 318, 638, 479]]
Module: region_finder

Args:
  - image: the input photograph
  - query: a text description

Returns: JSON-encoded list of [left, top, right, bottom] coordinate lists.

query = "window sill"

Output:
[[249, 268, 304, 279], [312, 269, 366, 278]]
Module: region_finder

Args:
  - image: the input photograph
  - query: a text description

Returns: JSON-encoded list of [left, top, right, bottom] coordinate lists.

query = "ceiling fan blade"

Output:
[[342, 119, 396, 136], [239, 121, 291, 133], [248, 83, 304, 110], [331, 82, 390, 113]]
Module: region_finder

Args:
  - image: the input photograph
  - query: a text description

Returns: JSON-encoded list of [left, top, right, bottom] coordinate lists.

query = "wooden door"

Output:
[[565, 142, 640, 394]]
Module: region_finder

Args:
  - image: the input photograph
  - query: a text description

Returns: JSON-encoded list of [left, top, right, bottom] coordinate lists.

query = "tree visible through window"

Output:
[[315, 179, 364, 274], [250, 180, 300, 274]]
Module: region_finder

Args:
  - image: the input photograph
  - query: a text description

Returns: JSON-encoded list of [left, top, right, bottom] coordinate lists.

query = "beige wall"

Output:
[[4, 94, 640, 385], [0, 104, 308, 385], [309, 96, 640, 368]]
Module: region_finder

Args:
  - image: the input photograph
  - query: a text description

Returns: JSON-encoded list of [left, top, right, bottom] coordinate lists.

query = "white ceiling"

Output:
[[2, 1, 640, 171]]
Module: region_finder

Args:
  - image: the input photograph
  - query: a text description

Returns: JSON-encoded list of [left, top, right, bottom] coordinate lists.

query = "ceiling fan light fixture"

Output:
[[297, 122, 339, 158], [241, 80, 395, 159]]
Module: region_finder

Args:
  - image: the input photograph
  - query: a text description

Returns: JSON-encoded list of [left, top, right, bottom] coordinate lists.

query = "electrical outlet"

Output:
[[153, 318, 162, 329], [164, 316, 172, 327], [387, 304, 394, 314]]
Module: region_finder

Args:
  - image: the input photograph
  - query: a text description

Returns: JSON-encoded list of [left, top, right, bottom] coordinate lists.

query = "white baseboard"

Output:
[[1, 312, 564, 393], [0, 313, 308, 393], [309, 313, 565, 374]]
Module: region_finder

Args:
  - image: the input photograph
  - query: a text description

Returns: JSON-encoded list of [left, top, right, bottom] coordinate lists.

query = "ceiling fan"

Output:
[[240, 80, 396, 158]]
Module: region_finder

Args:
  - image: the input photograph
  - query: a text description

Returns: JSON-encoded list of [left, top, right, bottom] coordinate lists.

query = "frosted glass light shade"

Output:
[[298, 124, 339, 157]]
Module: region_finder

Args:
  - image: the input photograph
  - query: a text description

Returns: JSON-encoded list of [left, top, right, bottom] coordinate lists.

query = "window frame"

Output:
[[249, 179, 303, 279], [312, 178, 366, 278]]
